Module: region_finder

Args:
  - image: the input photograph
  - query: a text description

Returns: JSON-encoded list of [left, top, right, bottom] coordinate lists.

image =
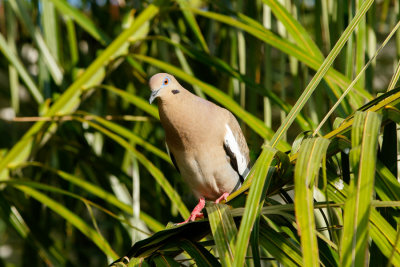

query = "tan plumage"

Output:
[[149, 73, 250, 220]]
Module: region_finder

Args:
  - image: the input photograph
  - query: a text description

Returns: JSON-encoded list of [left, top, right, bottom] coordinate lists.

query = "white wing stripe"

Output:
[[224, 124, 247, 176]]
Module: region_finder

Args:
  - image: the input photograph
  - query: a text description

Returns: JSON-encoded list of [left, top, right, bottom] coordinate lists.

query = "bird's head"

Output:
[[149, 73, 181, 104]]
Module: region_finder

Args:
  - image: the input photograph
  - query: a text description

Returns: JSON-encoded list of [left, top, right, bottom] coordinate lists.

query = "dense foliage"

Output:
[[1, 0, 400, 266]]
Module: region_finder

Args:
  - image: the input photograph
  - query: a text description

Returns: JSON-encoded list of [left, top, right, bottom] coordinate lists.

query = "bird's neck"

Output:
[[157, 91, 201, 150]]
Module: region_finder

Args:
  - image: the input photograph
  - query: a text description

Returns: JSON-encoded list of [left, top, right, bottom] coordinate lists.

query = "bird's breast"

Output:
[[160, 108, 222, 151]]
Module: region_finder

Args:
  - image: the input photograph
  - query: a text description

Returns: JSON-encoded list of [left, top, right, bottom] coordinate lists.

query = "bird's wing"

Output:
[[166, 142, 180, 173], [223, 112, 250, 180]]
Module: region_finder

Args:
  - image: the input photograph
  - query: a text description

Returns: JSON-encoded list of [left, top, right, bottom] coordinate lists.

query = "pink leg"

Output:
[[178, 197, 205, 224], [215, 192, 230, 203]]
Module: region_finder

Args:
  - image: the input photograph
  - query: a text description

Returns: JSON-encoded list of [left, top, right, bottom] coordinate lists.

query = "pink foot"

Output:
[[215, 192, 230, 203], [178, 197, 205, 224]]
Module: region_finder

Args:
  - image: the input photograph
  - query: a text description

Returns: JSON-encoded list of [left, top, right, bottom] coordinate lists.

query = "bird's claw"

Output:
[[177, 212, 204, 225], [215, 192, 230, 203], [176, 197, 206, 225]]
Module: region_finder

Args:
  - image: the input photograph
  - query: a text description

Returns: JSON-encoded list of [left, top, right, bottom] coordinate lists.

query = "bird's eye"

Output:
[[163, 78, 169, 85]]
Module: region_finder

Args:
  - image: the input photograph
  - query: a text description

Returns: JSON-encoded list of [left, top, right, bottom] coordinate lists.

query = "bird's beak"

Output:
[[149, 89, 160, 104]]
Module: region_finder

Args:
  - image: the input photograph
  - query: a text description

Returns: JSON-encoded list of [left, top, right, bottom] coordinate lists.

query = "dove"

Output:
[[149, 73, 250, 223]]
